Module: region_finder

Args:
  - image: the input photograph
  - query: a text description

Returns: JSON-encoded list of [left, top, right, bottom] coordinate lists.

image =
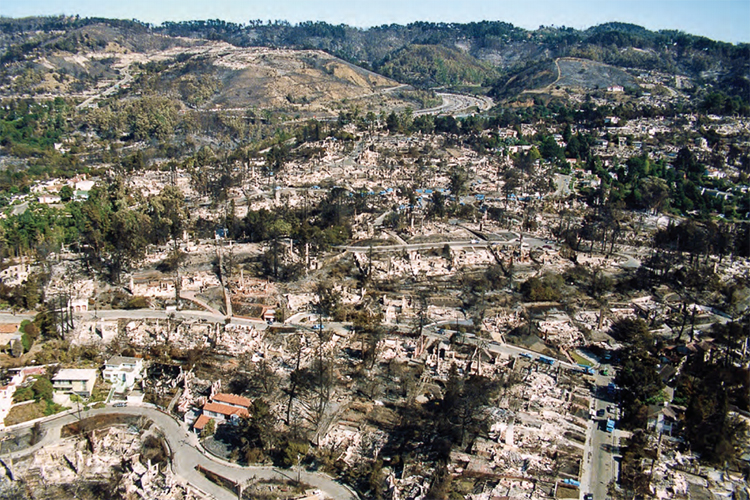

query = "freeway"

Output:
[[3, 405, 358, 500], [413, 92, 494, 116]]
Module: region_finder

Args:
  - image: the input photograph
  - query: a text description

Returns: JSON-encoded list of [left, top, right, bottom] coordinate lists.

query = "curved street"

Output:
[[3, 405, 358, 500]]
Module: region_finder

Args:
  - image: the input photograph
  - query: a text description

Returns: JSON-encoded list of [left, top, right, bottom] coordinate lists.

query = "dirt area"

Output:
[[4, 400, 49, 426], [556, 484, 580, 498], [61, 413, 147, 438], [555, 57, 638, 90]]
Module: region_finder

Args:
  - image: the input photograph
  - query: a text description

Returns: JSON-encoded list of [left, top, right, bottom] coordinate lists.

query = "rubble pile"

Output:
[[4, 425, 191, 500]]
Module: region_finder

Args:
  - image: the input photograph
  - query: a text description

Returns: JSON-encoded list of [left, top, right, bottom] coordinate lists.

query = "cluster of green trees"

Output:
[[0, 98, 70, 155], [0, 180, 187, 283], [520, 274, 564, 302], [85, 96, 180, 141], [612, 312, 749, 467], [77, 182, 187, 281], [374, 44, 498, 87]]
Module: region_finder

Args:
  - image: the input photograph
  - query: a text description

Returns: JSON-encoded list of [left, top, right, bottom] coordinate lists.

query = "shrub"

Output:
[[124, 296, 150, 309]]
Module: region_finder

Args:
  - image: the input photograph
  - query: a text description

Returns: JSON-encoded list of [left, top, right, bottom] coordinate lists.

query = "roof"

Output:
[[212, 393, 251, 408], [52, 369, 97, 381], [203, 402, 249, 418], [106, 356, 142, 366], [193, 414, 212, 431]]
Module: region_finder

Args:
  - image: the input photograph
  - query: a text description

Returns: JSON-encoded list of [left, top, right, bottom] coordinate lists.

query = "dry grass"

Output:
[[556, 484, 580, 499], [4, 401, 47, 426]]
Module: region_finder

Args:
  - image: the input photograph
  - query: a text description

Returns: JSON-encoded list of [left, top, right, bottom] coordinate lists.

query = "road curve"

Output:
[[413, 92, 493, 116], [3, 405, 358, 500]]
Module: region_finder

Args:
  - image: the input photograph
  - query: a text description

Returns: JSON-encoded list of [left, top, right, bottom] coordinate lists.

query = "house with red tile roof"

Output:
[[192, 392, 252, 434]]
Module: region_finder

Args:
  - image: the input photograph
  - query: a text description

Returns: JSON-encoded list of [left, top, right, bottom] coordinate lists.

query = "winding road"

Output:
[[77, 68, 133, 109], [413, 92, 493, 116], [2, 405, 358, 500]]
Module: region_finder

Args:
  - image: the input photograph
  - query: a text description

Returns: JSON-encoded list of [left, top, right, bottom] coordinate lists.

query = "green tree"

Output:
[[281, 440, 309, 468], [449, 167, 468, 197], [147, 185, 188, 247], [201, 418, 216, 438], [59, 185, 74, 202], [31, 377, 53, 401], [107, 208, 150, 282]]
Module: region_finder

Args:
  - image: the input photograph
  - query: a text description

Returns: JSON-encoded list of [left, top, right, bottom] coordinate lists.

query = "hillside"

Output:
[[373, 44, 498, 87], [1, 17, 748, 105], [496, 57, 640, 98], [130, 43, 401, 113], [0, 23, 422, 117]]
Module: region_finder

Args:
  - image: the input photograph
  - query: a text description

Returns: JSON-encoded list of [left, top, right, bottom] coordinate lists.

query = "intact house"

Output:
[[52, 368, 97, 398], [103, 356, 144, 391], [647, 403, 684, 436], [192, 392, 252, 434]]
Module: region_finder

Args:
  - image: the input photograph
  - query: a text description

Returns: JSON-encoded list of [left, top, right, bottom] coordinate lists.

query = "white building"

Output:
[[52, 369, 97, 398], [103, 356, 144, 391]]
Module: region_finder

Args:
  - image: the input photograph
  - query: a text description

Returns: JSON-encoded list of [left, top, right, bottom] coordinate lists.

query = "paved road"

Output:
[[76, 309, 268, 330], [580, 365, 620, 499], [77, 68, 133, 109], [413, 92, 493, 116], [335, 233, 519, 254], [3, 405, 358, 500], [421, 325, 580, 371]]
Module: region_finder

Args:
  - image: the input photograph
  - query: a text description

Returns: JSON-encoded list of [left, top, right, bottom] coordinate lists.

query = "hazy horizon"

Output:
[[1, 0, 749, 44]]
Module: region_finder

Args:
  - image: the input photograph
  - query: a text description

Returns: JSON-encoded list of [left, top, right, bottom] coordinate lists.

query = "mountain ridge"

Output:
[[1, 16, 747, 105]]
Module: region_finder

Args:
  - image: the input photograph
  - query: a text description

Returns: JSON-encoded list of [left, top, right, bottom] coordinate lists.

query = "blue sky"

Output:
[[1, 0, 748, 43]]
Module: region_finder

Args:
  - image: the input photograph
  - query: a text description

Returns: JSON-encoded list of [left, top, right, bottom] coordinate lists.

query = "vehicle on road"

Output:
[[577, 364, 595, 375], [605, 418, 615, 433], [519, 353, 533, 360], [597, 409, 606, 417], [113, 402, 127, 407], [584, 493, 594, 500], [538, 355, 555, 365]]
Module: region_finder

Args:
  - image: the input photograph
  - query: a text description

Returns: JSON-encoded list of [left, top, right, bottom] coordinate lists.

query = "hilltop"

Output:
[[0, 20, 418, 117], [2, 17, 747, 108]]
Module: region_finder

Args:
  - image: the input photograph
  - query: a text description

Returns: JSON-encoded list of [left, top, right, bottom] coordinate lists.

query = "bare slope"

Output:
[[495, 57, 639, 98], [554, 57, 639, 90], [4, 29, 411, 116]]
